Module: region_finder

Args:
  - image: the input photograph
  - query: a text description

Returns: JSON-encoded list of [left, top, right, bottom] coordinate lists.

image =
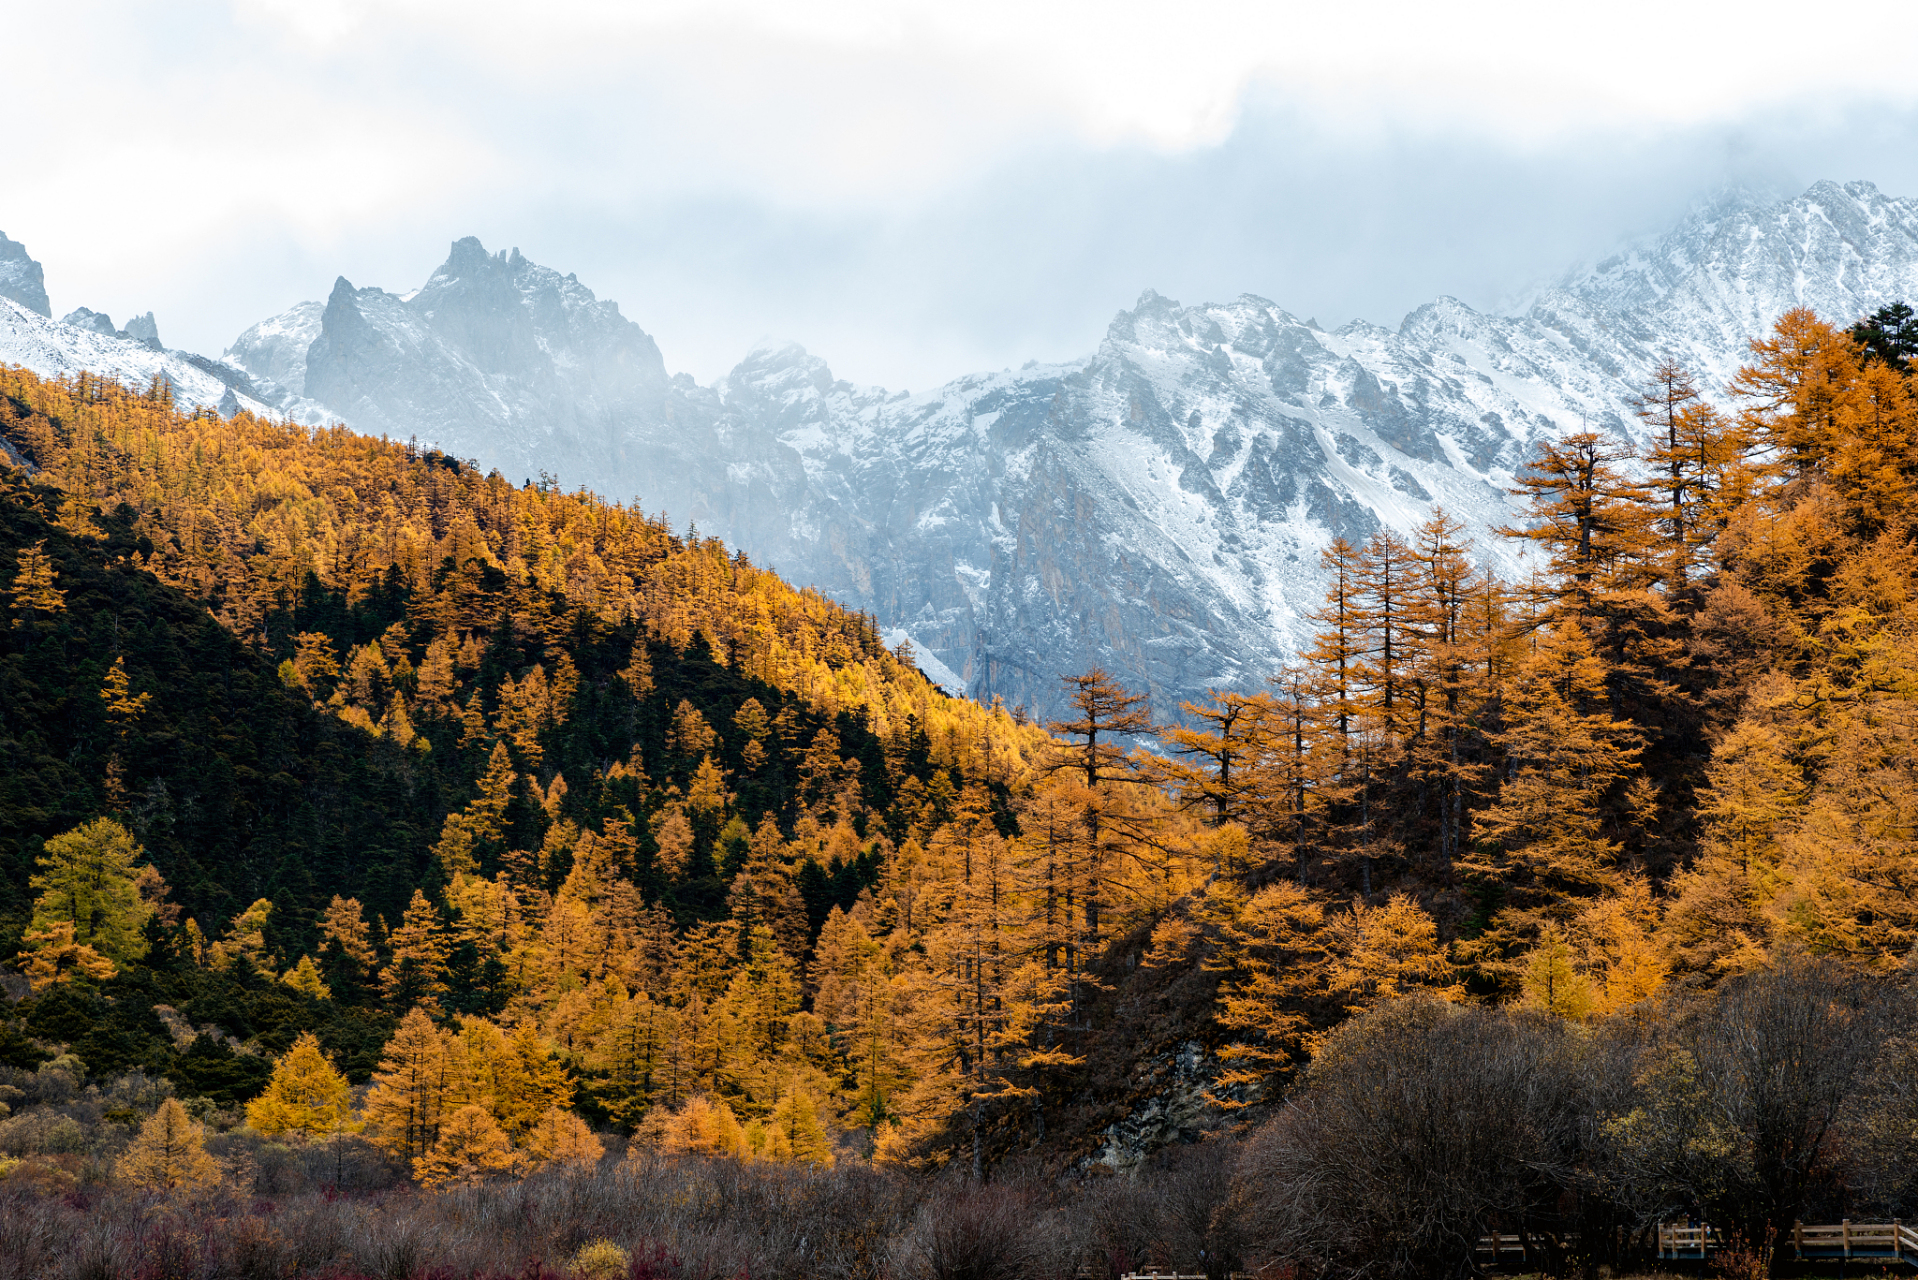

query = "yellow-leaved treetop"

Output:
[[491, 1020, 574, 1139], [1572, 879, 1671, 1016], [523, 1107, 604, 1171], [767, 1086, 835, 1167], [99, 656, 153, 809], [25, 817, 153, 969], [382, 888, 449, 1003], [1203, 881, 1327, 1101], [281, 954, 332, 1000], [1324, 893, 1461, 1010], [1519, 927, 1597, 1021], [416, 1103, 517, 1188], [247, 1031, 356, 1140], [116, 1098, 219, 1191], [7, 538, 64, 627], [1461, 619, 1642, 938], [211, 898, 276, 974], [319, 895, 376, 968], [658, 1094, 746, 1157], [18, 920, 116, 989]]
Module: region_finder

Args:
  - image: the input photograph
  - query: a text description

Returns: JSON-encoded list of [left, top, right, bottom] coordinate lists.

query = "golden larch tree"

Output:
[[364, 1006, 452, 1163], [117, 1098, 219, 1191], [27, 817, 152, 964], [523, 1106, 604, 1171], [416, 1103, 517, 1187], [248, 1031, 355, 1139], [7, 538, 64, 626]]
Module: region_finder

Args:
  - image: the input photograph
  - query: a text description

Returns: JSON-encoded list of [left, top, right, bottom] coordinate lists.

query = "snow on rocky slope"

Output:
[[10, 181, 1918, 720], [226, 237, 682, 481], [0, 295, 285, 420], [0, 229, 298, 420], [646, 180, 1918, 717]]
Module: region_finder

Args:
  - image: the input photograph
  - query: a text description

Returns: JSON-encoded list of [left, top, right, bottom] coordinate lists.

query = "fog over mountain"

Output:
[[7, 180, 1918, 719]]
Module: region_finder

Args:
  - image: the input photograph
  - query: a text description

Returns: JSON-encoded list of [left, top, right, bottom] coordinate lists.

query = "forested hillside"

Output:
[[0, 367, 1195, 1170], [2, 296, 1918, 1276]]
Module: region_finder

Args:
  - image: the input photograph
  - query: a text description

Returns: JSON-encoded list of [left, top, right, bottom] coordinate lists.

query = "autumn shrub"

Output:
[[0, 1108, 86, 1154], [568, 1238, 629, 1280], [1228, 999, 1587, 1280], [1070, 1146, 1244, 1280], [891, 1180, 1067, 1280]]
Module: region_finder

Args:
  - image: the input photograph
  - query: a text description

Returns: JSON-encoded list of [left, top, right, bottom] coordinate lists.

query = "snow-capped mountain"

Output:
[[0, 294, 286, 421], [225, 238, 681, 485], [0, 234, 288, 421], [8, 180, 1918, 720]]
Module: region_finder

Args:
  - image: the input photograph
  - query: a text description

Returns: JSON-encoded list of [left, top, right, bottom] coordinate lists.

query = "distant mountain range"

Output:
[[7, 180, 1918, 719]]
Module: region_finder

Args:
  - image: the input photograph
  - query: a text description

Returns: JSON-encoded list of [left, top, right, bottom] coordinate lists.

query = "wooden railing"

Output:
[[1647, 1219, 1918, 1264], [1654, 1223, 1722, 1258], [1475, 1234, 1540, 1257], [1791, 1219, 1918, 1260]]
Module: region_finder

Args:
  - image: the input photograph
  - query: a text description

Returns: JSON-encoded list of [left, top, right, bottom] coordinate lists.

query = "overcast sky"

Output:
[[8, 0, 1918, 390]]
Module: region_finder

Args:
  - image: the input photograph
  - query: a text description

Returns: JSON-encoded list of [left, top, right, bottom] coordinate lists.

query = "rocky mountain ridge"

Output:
[[8, 180, 1918, 719], [0, 295, 285, 421], [0, 232, 49, 318]]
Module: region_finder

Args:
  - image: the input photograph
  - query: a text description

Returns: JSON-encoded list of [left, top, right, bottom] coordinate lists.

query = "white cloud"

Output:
[[225, 0, 1918, 158], [5, 0, 1918, 385]]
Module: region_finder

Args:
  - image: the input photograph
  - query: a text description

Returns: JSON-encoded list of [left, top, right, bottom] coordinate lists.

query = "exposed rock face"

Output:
[[296, 238, 679, 487], [61, 306, 119, 336], [120, 312, 162, 351], [193, 180, 1918, 720], [0, 233, 49, 318], [1085, 1040, 1229, 1174], [226, 300, 323, 397], [57, 308, 162, 350]]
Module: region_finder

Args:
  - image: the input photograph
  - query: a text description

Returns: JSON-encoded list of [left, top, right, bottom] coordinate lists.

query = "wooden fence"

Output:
[[1653, 1223, 1723, 1260], [1652, 1219, 1918, 1265], [1472, 1219, 1918, 1266], [1790, 1219, 1918, 1263]]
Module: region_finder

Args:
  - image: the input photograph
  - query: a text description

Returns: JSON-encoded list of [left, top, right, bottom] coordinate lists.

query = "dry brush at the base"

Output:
[[0, 1148, 1246, 1280]]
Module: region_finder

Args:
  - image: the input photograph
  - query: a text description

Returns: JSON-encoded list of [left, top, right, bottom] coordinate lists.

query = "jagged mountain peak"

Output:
[[0, 296, 278, 421], [121, 312, 162, 351], [724, 341, 843, 401], [61, 306, 119, 336], [1555, 179, 1918, 339], [57, 304, 162, 351], [0, 233, 279, 413], [0, 232, 50, 318]]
